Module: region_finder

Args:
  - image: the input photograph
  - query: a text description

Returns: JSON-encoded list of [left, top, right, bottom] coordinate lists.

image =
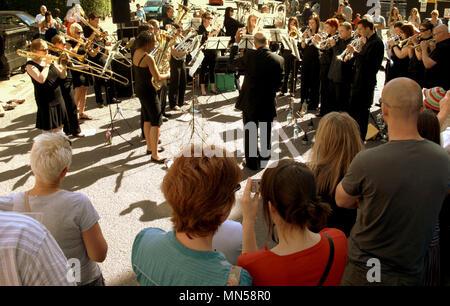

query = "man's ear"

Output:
[[381, 101, 389, 117], [60, 167, 68, 179]]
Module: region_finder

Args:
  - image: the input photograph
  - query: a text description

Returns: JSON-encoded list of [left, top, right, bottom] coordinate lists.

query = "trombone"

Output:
[[61, 32, 131, 68], [17, 49, 129, 86], [79, 15, 110, 42]]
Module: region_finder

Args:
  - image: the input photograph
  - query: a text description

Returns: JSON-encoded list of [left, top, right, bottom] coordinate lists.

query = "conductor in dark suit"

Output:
[[231, 31, 284, 170]]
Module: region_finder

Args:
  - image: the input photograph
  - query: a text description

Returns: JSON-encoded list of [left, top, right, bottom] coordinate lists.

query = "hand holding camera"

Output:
[[241, 178, 260, 223]]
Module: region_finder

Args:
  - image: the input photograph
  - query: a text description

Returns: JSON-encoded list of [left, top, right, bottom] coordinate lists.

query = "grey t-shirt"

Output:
[[0, 190, 101, 285], [341, 139, 450, 277]]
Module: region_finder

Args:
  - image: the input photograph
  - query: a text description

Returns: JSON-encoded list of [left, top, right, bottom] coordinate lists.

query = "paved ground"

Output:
[[0, 4, 386, 285]]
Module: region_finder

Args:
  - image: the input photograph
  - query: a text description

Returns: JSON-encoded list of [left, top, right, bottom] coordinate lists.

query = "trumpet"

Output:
[[17, 49, 129, 86], [315, 33, 339, 50], [288, 27, 302, 39], [337, 35, 363, 62]]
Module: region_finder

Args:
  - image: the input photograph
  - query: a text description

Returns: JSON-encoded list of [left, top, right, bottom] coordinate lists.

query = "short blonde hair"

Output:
[[70, 22, 83, 36], [30, 132, 72, 184]]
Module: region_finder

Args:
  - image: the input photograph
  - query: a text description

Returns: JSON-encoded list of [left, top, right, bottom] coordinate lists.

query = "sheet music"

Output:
[[204, 37, 231, 50], [238, 34, 255, 50], [189, 51, 204, 77]]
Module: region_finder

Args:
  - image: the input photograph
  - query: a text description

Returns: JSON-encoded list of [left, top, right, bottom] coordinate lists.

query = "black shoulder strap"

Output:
[[138, 53, 147, 66], [318, 233, 335, 286]]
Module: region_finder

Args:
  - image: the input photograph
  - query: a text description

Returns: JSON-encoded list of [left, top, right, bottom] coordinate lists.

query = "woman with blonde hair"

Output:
[[245, 14, 261, 35], [25, 39, 67, 132], [0, 132, 108, 286], [308, 112, 364, 236], [388, 7, 403, 36], [408, 8, 421, 29]]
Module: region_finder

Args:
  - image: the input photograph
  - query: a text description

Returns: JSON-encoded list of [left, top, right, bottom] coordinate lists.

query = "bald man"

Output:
[[421, 24, 450, 90], [232, 31, 284, 170], [335, 78, 450, 286], [35, 5, 47, 38]]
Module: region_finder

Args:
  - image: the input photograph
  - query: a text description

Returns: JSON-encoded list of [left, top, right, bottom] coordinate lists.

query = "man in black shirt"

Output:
[[327, 21, 355, 113], [421, 24, 450, 90], [347, 18, 384, 140], [162, 5, 175, 29]]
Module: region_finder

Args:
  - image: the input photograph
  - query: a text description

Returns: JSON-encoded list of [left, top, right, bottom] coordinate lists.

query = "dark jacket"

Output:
[[224, 17, 244, 44], [352, 32, 384, 89], [231, 45, 284, 121]]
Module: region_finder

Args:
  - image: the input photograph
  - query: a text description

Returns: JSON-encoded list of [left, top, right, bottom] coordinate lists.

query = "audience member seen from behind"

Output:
[[417, 109, 443, 286], [0, 132, 108, 286], [0, 211, 75, 286], [132, 145, 252, 286], [237, 159, 348, 286], [336, 78, 450, 286], [309, 112, 364, 237]]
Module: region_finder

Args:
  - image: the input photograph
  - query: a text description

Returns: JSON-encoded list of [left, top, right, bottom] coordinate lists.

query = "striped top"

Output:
[[0, 211, 76, 286]]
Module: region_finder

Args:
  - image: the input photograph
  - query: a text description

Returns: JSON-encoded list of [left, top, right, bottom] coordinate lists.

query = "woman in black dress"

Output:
[[385, 21, 411, 83], [224, 7, 244, 44], [68, 23, 95, 120], [51, 34, 83, 137], [300, 14, 320, 110], [281, 17, 301, 96], [26, 39, 67, 132], [198, 11, 220, 95], [132, 31, 170, 163]]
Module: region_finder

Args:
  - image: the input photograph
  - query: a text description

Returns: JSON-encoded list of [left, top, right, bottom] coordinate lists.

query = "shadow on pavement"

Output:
[[119, 200, 172, 222]]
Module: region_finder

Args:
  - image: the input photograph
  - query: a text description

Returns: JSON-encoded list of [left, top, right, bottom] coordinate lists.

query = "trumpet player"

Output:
[[317, 18, 339, 116], [198, 11, 220, 95], [346, 18, 384, 140], [327, 22, 354, 113], [25, 39, 68, 133], [385, 22, 413, 83], [280, 17, 301, 96], [408, 21, 433, 87], [300, 14, 320, 111], [421, 24, 450, 90]]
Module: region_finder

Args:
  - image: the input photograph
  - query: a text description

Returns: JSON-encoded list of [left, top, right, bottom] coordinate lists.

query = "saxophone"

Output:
[[151, 31, 175, 90]]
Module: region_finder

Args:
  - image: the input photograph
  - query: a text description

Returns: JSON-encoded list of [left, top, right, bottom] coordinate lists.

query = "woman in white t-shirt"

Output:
[[408, 8, 421, 29], [0, 132, 108, 286]]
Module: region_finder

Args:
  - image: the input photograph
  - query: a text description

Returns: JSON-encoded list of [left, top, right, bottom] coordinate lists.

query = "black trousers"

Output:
[[328, 80, 351, 114], [200, 54, 216, 85], [300, 63, 320, 109], [61, 82, 81, 136], [92, 76, 115, 105], [319, 64, 331, 116], [169, 57, 186, 108], [281, 55, 300, 94], [243, 113, 272, 170], [349, 85, 375, 141]]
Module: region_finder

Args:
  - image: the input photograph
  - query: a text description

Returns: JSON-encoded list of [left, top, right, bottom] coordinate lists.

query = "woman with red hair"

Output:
[[131, 145, 253, 286]]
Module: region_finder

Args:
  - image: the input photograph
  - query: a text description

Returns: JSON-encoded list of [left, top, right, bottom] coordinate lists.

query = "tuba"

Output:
[[151, 32, 175, 90], [174, 3, 190, 26]]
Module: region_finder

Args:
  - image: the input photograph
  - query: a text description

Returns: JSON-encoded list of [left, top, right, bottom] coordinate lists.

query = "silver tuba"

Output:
[[172, 29, 198, 60]]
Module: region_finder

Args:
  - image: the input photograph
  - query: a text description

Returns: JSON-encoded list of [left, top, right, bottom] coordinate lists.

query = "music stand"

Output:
[[239, 35, 255, 50], [205, 37, 231, 52]]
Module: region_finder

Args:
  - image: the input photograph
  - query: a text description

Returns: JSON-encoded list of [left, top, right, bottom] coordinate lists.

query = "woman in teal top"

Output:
[[131, 145, 252, 286]]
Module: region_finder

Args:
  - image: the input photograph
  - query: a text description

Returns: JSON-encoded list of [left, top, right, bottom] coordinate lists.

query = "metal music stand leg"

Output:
[[107, 102, 134, 146]]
